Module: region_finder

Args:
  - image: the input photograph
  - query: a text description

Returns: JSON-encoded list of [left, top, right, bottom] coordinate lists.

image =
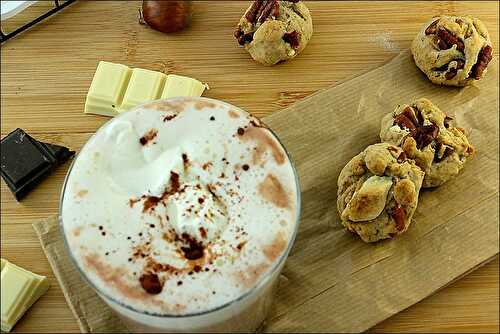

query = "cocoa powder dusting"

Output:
[[228, 110, 240, 118], [163, 114, 177, 122], [139, 129, 158, 146], [234, 263, 271, 289], [143, 100, 186, 113], [257, 174, 290, 209], [139, 273, 163, 294], [129, 198, 140, 208], [202, 162, 213, 170], [84, 254, 159, 302], [182, 153, 189, 170], [236, 241, 247, 251], [239, 123, 285, 165], [72, 227, 82, 237], [262, 232, 287, 262], [170, 171, 180, 193], [180, 233, 205, 260], [75, 189, 88, 198], [143, 196, 162, 213], [194, 101, 216, 111], [199, 227, 207, 239]]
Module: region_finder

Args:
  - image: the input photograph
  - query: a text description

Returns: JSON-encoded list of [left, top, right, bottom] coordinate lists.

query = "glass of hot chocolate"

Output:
[[60, 97, 300, 332]]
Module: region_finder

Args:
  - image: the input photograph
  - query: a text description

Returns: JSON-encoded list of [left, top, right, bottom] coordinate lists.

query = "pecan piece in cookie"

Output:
[[444, 116, 453, 129], [433, 142, 454, 162], [234, 28, 255, 46], [392, 105, 439, 150], [433, 59, 465, 80], [470, 45, 493, 80], [245, 0, 279, 24], [389, 206, 407, 232], [415, 124, 439, 149], [283, 31, 300, 49], [425, 19, 439, 35], [436, 26, 465, 52], [394, 110, 418, 137], [445, 59, 465, 80], [380, 98, 474, 188]]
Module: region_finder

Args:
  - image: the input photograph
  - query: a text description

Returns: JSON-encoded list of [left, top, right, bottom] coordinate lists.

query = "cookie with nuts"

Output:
[[337, 143, 424, 243], [412, 15, 493, 86], [380, 98, 474, 188], [234, 0, 313, 66]]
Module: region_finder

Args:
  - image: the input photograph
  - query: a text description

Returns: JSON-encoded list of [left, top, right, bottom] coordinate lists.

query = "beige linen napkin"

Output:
[[33, 50, 499, 332]]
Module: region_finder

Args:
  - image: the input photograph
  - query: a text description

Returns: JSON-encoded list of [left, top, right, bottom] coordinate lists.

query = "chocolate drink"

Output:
[[60, 97, 300, 332]]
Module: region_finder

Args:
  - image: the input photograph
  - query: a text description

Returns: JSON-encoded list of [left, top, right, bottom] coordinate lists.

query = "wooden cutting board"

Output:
[[1, 1, 498, 332]]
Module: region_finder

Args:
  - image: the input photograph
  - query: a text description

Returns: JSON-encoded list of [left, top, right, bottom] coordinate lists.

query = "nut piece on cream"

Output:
[[342, 176, 393, 222]]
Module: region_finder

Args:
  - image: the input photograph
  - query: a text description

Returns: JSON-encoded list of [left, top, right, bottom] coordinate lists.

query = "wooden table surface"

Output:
[[1, 1, 498, 332]]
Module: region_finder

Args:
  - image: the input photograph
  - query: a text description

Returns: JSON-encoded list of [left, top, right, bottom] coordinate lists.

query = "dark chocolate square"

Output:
[[1, 128, 75, 201]]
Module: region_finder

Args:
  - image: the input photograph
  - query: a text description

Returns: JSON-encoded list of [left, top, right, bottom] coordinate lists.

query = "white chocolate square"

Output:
[[161, 74, 207, 100], [84, 61, 131, 117], [119, 68, 166, 113]]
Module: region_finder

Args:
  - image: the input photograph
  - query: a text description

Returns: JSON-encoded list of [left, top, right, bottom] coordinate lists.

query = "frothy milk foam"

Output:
[[61, 98, 299, 325]]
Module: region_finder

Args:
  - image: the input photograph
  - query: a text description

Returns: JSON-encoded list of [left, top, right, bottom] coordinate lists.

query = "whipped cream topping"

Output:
[[61, 97, 299, 315]]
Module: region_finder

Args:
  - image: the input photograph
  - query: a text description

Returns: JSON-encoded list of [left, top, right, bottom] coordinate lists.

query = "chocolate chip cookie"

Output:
[[380, 98, 474, 188], [337, 143, 424, 243], [412, 15, 493, 86], [234, 0, 313, 66]]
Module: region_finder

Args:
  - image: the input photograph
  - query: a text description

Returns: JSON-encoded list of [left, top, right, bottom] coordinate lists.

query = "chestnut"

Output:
[[140, 0, 192, 34]]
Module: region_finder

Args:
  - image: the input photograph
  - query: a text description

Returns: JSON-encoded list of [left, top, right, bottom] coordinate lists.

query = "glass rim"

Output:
[[59, 96, 302, 319]]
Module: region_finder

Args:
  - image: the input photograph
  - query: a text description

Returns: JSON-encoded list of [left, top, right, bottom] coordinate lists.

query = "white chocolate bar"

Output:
[[85, 61, 207, 117], [1, 259, 49, 332]]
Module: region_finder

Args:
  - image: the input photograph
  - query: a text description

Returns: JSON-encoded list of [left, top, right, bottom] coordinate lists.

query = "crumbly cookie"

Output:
[[337, 143, 424, 243], [380, 98, 474, 188], [234, 0, 313, 66], [411, 15, 493, 86]]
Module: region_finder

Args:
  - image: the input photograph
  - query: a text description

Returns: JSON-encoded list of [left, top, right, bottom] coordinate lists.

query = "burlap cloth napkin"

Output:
[[33, 50, 499, 333]]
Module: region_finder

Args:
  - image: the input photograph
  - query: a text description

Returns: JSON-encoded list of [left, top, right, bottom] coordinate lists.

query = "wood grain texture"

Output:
[[1, 1, 498, 332]]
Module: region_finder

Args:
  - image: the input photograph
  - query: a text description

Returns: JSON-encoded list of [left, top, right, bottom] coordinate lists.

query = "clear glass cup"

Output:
[[60, 97, 301, 332]]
